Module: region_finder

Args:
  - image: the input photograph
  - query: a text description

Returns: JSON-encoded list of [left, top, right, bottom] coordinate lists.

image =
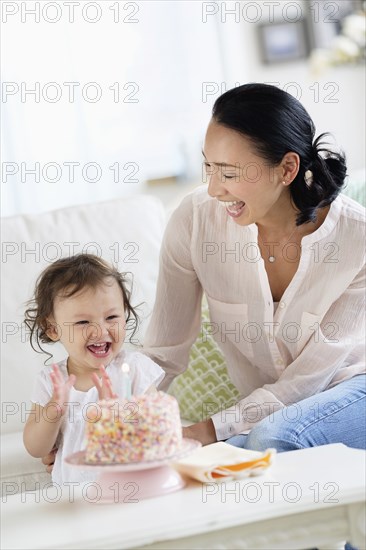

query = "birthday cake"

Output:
[[85, 392, 183, 464]]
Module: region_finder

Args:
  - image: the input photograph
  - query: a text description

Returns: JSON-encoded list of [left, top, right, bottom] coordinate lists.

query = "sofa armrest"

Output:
[[1, 432, 51, 495]]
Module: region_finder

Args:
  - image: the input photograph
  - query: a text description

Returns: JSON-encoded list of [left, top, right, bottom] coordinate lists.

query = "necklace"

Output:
[[257, 225, 299, 263]]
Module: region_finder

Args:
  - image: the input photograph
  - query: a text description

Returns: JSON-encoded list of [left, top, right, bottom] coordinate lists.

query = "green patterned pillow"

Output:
[[342, 171, 366, 206], [168, 299, 240, 422]]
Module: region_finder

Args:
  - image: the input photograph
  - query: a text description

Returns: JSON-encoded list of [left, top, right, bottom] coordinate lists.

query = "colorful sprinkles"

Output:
[[85, 392, 183, 464]]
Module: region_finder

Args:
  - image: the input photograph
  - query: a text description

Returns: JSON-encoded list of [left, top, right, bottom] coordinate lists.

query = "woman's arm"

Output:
[[143, 193, 203, 390], [183, 419, 217, 446]]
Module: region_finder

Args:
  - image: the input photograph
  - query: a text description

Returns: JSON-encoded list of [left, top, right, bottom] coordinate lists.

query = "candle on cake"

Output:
[[121, 362, 132, 400]]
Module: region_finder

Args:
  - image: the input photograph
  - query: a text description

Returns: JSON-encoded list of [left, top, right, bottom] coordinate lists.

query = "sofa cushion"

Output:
[[168, 300, 240, 422], [0, 432, 51, 495], [1, 195, 166, 435]]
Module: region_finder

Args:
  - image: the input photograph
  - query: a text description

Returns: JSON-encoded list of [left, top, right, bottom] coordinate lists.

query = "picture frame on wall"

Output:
[[258, 19, 310, 64], [305, 0, 364, 49]]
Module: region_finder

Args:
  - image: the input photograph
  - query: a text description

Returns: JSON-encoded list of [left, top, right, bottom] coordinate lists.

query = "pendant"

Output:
[[269, 256, 275, 263]]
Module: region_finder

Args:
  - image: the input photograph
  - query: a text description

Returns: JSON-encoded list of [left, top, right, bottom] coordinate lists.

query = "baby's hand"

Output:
[[49, 364, 76, 416], [92, 365, 117, 400], [42, 447, 57, 474]]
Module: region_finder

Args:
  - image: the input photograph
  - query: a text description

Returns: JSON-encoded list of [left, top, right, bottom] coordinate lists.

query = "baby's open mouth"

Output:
[[87, 342, 111, 357]]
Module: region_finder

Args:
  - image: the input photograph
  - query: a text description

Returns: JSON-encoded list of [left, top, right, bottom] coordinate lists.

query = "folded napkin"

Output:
[[172, 442, 275, 482]]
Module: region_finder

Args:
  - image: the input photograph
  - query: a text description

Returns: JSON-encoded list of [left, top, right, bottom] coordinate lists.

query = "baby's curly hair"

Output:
[[24, 253, 139, 361]]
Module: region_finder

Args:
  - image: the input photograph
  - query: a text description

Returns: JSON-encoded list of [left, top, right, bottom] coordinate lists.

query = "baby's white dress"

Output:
[[31, 349, 165, 486]]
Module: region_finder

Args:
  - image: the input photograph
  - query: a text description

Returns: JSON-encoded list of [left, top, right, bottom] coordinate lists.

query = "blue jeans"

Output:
[[225, 374, 366, 451]]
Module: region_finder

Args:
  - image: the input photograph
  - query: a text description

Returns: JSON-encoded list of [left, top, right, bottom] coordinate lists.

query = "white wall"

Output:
[[1, 1, 224, 217], [1, 1, 365, 218], [214, 0, 365, 173]]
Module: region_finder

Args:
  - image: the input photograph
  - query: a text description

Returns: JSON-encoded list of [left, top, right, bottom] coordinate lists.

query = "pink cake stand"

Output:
[[65, 438, 201, 503]]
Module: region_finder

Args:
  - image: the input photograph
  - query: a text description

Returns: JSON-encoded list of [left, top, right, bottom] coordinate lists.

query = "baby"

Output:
[[23, 253, 164, 485]]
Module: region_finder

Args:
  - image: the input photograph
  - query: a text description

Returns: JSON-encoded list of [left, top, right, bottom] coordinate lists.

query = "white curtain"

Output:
[[1, 1, 225, 216]]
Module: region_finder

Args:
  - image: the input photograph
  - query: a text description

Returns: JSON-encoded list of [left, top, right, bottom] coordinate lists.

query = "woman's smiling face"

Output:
[[203, 120, 291, 226]]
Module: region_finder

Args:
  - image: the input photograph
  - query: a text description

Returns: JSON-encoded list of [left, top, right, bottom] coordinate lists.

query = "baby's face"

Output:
[[48, 280, 126, 375]]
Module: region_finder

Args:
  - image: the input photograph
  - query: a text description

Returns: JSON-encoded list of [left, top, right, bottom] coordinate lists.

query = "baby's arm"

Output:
[[23, 402, 63, 458], [23, 365, 75, 458]]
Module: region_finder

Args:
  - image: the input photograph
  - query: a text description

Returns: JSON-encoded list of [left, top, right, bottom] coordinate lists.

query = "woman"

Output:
[[143, 83, 366, 451]]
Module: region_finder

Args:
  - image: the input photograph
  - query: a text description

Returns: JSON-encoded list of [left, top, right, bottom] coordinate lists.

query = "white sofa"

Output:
[[1, 194, 167, 494]]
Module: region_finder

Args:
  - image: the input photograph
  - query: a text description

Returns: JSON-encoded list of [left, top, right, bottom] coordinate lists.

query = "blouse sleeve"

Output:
[[143, 194, 203, 391], [30, 368, 53, 407], [212, 264, 366, 440]]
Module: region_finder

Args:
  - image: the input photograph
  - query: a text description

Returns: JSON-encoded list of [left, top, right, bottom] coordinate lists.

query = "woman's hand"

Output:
[[183, 418, 217, 446], [42, 448, 57, 474], [91, 365, 117, 400], [49, 364, 76, 416]]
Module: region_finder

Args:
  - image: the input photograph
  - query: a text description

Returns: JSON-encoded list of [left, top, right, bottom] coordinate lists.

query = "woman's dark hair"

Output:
[[24, 253, 139, 362], [212, 83, 347, 225]]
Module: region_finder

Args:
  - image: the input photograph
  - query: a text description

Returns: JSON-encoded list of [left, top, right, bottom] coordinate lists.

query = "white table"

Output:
[[1, 444, 365, 550]]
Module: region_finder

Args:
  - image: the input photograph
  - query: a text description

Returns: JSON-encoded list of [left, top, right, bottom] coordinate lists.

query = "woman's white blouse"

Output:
[[144, 185, 366, 440]]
